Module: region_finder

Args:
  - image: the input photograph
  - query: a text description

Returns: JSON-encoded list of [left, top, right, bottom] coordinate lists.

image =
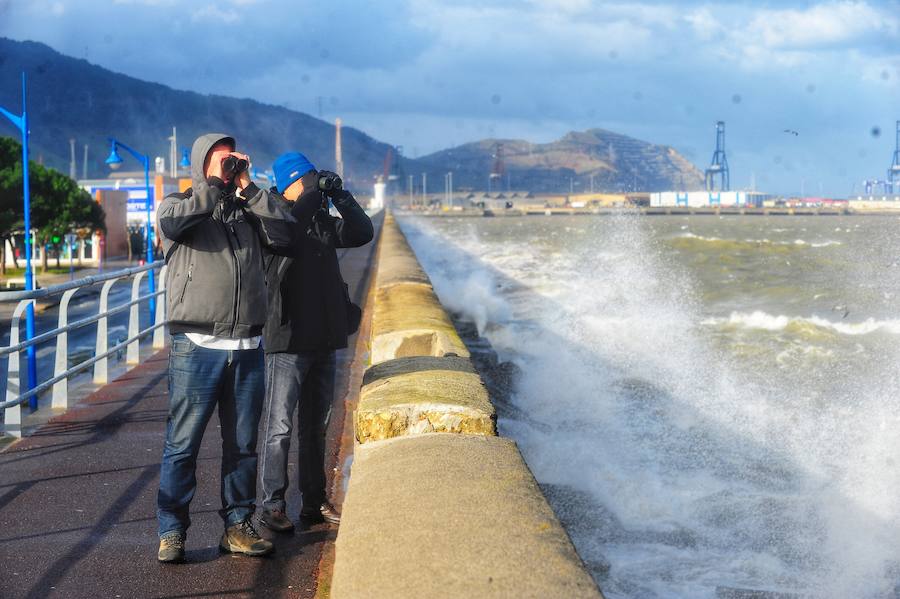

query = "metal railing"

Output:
[[0, 261, 167, 437]]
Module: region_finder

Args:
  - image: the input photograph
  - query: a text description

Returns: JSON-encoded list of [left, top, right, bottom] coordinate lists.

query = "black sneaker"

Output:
[[158, 531, 185, 563], [219, 520, 274, 556], [300, 501, 341, 525], [259, 508, 295, 532]]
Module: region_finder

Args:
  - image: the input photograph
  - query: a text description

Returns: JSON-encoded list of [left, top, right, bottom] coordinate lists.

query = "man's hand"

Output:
[[206, 156, 226, 183], [230, 152, 252, 191], [204, 142, 233, 183], [317, 170, 344, 197]]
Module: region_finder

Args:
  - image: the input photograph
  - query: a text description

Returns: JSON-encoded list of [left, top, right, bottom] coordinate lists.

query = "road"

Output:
[[0, 278, 153, 399]]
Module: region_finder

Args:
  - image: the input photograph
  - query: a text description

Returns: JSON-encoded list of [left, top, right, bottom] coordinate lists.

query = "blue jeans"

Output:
[[259, 350, 336, 513], [157, 334, 265, 537]]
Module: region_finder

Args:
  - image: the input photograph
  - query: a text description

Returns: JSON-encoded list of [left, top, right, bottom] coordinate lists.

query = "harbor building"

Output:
[[650, 190, 774, 208]]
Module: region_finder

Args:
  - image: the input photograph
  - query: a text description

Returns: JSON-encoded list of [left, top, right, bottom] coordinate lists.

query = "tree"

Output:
[[0, 137, 25, 274], [31, 166, 105, 271], [0, 136, 105, 273]]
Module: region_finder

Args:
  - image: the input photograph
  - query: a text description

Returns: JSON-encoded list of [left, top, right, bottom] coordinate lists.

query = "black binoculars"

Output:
[[222, 156, 249, 176], [317, 171, 343, 193]]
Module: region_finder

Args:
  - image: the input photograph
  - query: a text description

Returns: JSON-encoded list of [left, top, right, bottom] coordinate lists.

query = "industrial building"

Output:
[[650, 190, 774, 208], [465, 191, 533, 210]]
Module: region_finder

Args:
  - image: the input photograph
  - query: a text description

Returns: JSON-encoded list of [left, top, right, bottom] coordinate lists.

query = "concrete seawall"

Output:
[[330, 213, 603, 598]]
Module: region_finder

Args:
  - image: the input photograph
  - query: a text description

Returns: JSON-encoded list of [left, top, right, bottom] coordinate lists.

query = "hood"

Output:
[[190, 133, 235, 187]]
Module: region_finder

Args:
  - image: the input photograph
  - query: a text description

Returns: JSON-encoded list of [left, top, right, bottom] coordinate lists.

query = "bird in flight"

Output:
[[783, 129, 799, 136]]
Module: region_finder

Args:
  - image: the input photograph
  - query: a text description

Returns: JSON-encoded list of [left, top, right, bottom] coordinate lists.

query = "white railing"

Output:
[[0, 261, 167, 437]]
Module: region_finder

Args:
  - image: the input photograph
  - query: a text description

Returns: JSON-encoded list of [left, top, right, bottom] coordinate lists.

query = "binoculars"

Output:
[[222, 156, 249, 177], [317, 171, 343, 193]]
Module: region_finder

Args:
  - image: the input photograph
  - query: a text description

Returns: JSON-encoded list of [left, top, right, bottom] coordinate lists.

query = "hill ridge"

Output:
[[0, 37, 703, 193]]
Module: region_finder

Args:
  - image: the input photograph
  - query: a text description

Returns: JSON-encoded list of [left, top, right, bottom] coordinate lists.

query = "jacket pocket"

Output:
[[177, 266, 193, 304]]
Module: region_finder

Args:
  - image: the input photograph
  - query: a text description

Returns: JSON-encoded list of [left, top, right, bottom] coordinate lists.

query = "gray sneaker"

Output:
[[157, 531, 185, 563], [259, 508, 295, 533]]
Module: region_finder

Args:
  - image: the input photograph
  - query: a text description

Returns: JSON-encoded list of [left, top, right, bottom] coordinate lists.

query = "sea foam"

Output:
[[400, 214, 900, 599]]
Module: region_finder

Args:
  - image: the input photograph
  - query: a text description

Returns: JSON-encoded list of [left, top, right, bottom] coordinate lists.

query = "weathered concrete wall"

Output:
[[356, 358, 496, 443], [333, 434, 601, 599], [332, 213, 603, 598], [369, 214, 469, 366]]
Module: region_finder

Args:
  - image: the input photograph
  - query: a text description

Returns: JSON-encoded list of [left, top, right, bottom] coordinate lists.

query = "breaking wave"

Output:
[[702, 311, 900, 336], [399, 214, 900, 599], [672, 232, 842, 250]]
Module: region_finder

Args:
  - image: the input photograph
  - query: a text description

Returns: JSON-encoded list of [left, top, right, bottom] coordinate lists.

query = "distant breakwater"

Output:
[[398, 206, 900, 217]]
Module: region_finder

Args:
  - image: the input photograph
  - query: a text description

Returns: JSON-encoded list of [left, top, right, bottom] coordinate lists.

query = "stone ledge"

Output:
[[355, 368, 496, 443], [371, 283, 469, 365], [375, 252, 432, 289], [362, 355, 476, 386], [331, 434, 603, 599], [376, 220, 432, 289]]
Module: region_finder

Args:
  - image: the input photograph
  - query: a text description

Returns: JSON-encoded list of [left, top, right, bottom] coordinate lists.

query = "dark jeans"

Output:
[[157, 334, 265, 537], [259, 350, 336, 513]]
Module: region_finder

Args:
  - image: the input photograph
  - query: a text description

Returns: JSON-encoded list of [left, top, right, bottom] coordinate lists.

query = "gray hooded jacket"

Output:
[[157, 133, 296, 338]]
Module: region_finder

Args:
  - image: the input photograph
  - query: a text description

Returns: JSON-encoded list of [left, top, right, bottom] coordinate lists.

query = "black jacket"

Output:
[[263, 183, 374, 353]]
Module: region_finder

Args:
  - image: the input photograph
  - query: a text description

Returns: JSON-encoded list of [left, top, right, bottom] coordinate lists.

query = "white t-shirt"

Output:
[[185, 333, 261, 350]]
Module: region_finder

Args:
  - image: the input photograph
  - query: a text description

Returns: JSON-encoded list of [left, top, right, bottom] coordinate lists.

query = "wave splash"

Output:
[[399, 215, 900, 599]]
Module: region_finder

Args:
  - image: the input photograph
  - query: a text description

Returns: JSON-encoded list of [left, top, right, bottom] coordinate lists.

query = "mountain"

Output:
[[414, 129, 704, 193], [0, 38, 702, 194], [0, 38, 407, 188]]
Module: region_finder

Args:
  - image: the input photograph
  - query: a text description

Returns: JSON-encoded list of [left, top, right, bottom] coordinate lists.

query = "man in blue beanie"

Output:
[[258, 152, 373, 532]]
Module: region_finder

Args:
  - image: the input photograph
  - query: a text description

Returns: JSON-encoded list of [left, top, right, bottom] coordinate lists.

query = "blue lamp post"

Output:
[[0, 72, 38, 407], [105, 138, 156, 319]]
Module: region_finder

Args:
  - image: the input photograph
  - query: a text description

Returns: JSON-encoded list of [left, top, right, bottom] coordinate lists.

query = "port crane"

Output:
[[705, 121, 730, 192], [889, 120, 900, 194]]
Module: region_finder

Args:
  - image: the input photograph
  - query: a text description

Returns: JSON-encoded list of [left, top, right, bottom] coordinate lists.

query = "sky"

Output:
[[1, 0, 899, 196]]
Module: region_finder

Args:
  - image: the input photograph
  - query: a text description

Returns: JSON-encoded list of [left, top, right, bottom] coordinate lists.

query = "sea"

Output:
[[398, 212, 900, 599]]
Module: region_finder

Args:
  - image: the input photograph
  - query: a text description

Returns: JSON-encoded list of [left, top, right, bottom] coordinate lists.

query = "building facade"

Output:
[[650, 190, 774, 208]]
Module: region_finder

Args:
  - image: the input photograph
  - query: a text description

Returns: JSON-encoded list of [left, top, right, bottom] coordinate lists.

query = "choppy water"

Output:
[[398, 213, 900, 599]]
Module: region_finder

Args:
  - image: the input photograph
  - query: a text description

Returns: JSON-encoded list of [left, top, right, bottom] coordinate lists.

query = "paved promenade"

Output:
[[0, 214, 382, 599]]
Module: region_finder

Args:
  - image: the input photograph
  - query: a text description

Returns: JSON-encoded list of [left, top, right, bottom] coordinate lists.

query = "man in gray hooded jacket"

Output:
[[155, 133, 295, 563]]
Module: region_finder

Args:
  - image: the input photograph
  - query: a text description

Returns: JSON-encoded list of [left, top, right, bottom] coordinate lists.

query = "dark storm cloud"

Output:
[[2, 0, 899, 195]]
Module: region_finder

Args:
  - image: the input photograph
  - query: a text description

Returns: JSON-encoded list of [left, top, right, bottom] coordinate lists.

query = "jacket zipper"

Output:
[[230, 224, 242, 249], [219, 219, 240, 338], [230, 223, 243, 336], [234, 241, 242, 337]]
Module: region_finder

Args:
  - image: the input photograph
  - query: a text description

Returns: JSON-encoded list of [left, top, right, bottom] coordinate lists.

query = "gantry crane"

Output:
[[705, 121, 730, 192]]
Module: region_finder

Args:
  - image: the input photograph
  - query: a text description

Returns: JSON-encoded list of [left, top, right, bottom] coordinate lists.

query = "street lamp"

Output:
[[0, 72, 37, 406], [569, 178, 580, 195], [105, 137, 156, 319]]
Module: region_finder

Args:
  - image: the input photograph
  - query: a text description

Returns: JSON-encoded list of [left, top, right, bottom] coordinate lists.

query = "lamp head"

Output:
[[105, 141, 123, 170]]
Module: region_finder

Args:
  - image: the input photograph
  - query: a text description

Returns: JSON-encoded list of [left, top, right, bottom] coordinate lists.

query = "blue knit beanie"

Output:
[[273, 152, 316, 193]]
